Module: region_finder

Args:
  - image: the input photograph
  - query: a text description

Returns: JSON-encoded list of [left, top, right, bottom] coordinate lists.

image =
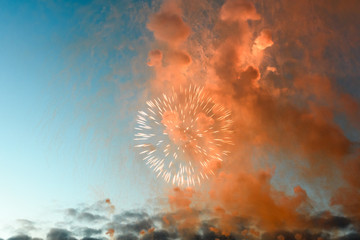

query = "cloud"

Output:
[[220, 0, 261, 22], [141, 230, 170, 240], [147, 0, 190, 45], [7, 236, 32, 240], [5, 200, 110, 239], [254, 30, 273, 50], [3, 202, 359, 239], [311, 214, 352, 230], [76, 213, 107, 223], [46, 229, 76, 240], [65, 200, 110, 224], [114, 233, 137, 240], [12, 219, 38, 236], [72, 227, 102, 238], [337, 233, 360, 240], [142, 0, 360, 238], [53, 0, 356, 238], [104, 210, 155, 237], [147, 49, 163, 67]]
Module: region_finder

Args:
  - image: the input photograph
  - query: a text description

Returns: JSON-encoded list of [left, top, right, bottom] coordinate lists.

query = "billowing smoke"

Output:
[[141, 0, 360, 239]]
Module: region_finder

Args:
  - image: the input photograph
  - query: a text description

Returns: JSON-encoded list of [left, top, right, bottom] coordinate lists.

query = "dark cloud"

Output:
[[72, 227, 102, 238], [7, 236, 32, 240], [6, 237, 43, 240], [4, 206, 360, 240], [121, 218, 153, 233], [65, 206, 108, 224], [106, 210, 154, 235], [46, 229, 76, 240], [142, 230, 171, 240], [55, 202, 110, 239], [114, 233, 137, 240], [311, 215, 352, 230], [77, 212, 107, 223], [337, 233, 360, 240], [114, 211, 150, 221], [81, 238, 102, 240]]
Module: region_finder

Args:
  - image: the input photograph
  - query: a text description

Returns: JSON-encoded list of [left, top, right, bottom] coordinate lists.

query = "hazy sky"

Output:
[[0, 1, 163, 238]]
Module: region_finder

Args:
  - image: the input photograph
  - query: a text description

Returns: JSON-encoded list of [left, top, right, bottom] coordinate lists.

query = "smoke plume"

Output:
[[143, 0, 360, 239]]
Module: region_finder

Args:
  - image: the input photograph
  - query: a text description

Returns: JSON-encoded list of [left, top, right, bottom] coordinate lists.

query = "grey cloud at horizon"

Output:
[[4, 203, 360, 240]]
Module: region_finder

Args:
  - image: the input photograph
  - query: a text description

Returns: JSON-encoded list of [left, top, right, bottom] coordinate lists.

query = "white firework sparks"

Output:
[[134, 85, 233, 186]]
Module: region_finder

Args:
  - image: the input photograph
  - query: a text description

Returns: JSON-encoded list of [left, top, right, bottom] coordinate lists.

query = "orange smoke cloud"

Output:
[[106, 228, 115, 239], [147, 49, 163, 67], [254, 29, 273, 50], [164, 187, 200, 237], [147, 0, 190, 45], [168, 187, 193, 209], [146, 0, 192, 88], [144, 0, 360, 237], [196, 112, 215, 131], [210, 170, 310, 231], [220, 0, 260, 22]]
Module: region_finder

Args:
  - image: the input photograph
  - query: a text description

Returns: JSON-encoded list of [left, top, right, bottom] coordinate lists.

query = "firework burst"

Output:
[[134, 85, 233, 186]]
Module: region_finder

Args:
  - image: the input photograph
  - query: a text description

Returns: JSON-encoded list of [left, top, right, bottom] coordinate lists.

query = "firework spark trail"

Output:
[[134, 86, 233, 186]]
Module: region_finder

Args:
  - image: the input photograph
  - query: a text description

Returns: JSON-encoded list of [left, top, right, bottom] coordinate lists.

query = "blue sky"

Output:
[[0, 1, 164, 237]]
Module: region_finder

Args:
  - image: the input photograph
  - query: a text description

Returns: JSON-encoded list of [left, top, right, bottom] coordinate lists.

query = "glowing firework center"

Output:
[[135, 86, 233, 186]]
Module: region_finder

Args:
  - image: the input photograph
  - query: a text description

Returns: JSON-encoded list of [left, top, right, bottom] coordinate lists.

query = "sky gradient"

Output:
[[0, 1, 161, 238]]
